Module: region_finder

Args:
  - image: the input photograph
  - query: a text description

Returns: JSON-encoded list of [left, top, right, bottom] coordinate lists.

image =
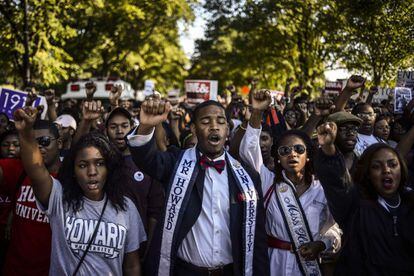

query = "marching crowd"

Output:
[[0, 75, 413, 276]]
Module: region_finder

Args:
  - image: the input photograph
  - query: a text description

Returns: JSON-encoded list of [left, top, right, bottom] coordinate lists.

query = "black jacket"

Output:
[[129, 137, 269, 276], [314, 148, 414, 276]]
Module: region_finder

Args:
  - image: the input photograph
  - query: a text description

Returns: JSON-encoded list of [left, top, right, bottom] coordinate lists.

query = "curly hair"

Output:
[[354, 143, 408, 200], [58, 132, 126, 212], [271, 130, 316, 185]]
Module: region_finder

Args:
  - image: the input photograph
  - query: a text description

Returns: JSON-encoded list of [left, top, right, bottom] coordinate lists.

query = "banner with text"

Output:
[[324, 81, 344, 96], [0, 88, 47, 120], [185, 80, 218, 106], [397, 70, 414, 89]]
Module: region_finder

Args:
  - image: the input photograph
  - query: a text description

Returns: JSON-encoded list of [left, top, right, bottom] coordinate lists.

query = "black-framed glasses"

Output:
[[35, 136, 56, 147], [338, 125, 359, 134], [356, 112, 375, 119], [277, 144, 306, 157]]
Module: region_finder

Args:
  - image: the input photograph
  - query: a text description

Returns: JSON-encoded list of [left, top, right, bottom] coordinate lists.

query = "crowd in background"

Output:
[[0, 74, 413, 275]]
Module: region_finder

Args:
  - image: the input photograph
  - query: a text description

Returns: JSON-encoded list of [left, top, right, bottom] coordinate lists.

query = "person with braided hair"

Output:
[[13, 106, 146, 276]]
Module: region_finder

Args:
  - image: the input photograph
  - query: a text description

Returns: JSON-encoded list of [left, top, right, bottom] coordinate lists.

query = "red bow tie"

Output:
[[199, 155, 226, 174]]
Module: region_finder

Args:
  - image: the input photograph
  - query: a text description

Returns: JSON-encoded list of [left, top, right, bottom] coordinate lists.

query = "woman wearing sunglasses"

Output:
[[315, 121, 414, 275], [240, 90, 339, 276], [13, 107, 146, 275]]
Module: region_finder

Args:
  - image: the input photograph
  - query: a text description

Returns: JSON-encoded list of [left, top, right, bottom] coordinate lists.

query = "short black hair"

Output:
[[191, 100, 226, 123], [352, 103, 372, 115], [262, 123, 272, 135], [33, 120, 59, 138], [0, 127, 18, 144]]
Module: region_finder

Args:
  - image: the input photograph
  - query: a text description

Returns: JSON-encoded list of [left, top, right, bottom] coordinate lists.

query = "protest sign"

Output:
[[397, 70, 414, 89], [394, 87, 412, 114], [144, 80, 155, 97], [167, 89, 180, 105], [269, 90, 284, 106], [185, 80, 218, 106], [350, 87, 393, 103], [324, 81, 344, 96], [0, 88, 47, 120]]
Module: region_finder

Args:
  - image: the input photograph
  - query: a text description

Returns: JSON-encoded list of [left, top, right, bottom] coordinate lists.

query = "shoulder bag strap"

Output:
[[72, 196, 109, 276]]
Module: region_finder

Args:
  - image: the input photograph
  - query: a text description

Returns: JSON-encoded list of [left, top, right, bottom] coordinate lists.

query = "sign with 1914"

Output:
[[0, 88, 47, 120]]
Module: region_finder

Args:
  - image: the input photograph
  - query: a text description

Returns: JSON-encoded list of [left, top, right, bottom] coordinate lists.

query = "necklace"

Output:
[[383, 195, 401, 209]]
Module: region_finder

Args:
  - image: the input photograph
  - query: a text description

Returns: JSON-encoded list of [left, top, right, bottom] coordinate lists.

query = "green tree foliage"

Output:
[[191, 0, 414, 92], [0, 0, 193, 91], [190, 0, 336, 94], [0, 0, 77, 86], [329, 0, 414, 86]]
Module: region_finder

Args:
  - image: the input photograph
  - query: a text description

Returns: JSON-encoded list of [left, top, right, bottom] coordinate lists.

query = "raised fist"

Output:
[[345, 75, 365, 91], [251, 89, 271, 111], [13, 107, 38, 132], [313, 97, 334, 117], [85, 82, 97, 101], [109, 84, 123, 107], [169, 106, 185, 120], [368, 86, 379, 95], [317, 122, 337, 147], [24, 87, 38, 107], [44, 89, 55, 105], [82, 100, 104, 121], [140, 98, 171, 127]]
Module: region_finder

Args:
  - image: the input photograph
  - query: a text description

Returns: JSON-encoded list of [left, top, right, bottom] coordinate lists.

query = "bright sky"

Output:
[[178, 9, 207, 58]]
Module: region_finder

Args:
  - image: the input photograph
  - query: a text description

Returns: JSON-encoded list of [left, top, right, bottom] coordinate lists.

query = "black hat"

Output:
[[105, 107, 133, 127], [327, 111, 362, 126]]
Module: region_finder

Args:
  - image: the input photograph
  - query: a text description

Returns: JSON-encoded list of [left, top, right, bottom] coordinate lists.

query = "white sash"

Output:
[[158, 147, 197, 276], [227, 153, 257, 276], [157, 149, 258, 276], [275, 171, 322, 276]]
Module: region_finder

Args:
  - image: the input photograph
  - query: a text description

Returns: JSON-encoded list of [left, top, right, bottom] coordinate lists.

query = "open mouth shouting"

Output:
[[207, 133, 222, 146], [382, 177, 395, 190], [87, 180, 100, 190]]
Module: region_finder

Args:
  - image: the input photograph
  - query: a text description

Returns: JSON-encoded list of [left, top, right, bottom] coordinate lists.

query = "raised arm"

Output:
[[109, 84, 122, 110], [334, 75, 365, 112], [14, 107, 52, 207], [365, 86, 378, 105], [72, 100, 104, 145], [396, 99, 414, 158], [44, 89, 57, 121], [228, 105, 251, 159], [301, 96, 334, 137], [314, 122, 358, 229], [127, 98, 177, 183], [239, 89, 270, 171]]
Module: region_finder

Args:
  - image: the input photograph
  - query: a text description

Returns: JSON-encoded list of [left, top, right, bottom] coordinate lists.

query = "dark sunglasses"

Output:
[[36, 136, 56, 147], [277, 144, 306, 157]]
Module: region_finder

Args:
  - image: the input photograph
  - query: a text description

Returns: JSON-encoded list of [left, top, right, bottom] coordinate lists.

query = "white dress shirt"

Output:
[[240, 124, 341, 276], [127, 128, 233, 268]]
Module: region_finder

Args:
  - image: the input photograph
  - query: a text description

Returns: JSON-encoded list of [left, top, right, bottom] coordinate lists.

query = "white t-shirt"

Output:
[[37, 177, 146, 275]]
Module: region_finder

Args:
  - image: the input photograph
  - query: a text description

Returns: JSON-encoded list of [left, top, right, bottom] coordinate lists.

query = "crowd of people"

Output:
[[0, 75, 413, 275]]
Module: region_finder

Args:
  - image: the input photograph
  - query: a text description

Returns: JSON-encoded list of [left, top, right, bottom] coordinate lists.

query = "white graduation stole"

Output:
[[158, 147, 197, 276], [275, 171, 322, 276], [157, 148, 258, 276], [227, 153, 257, 276]]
